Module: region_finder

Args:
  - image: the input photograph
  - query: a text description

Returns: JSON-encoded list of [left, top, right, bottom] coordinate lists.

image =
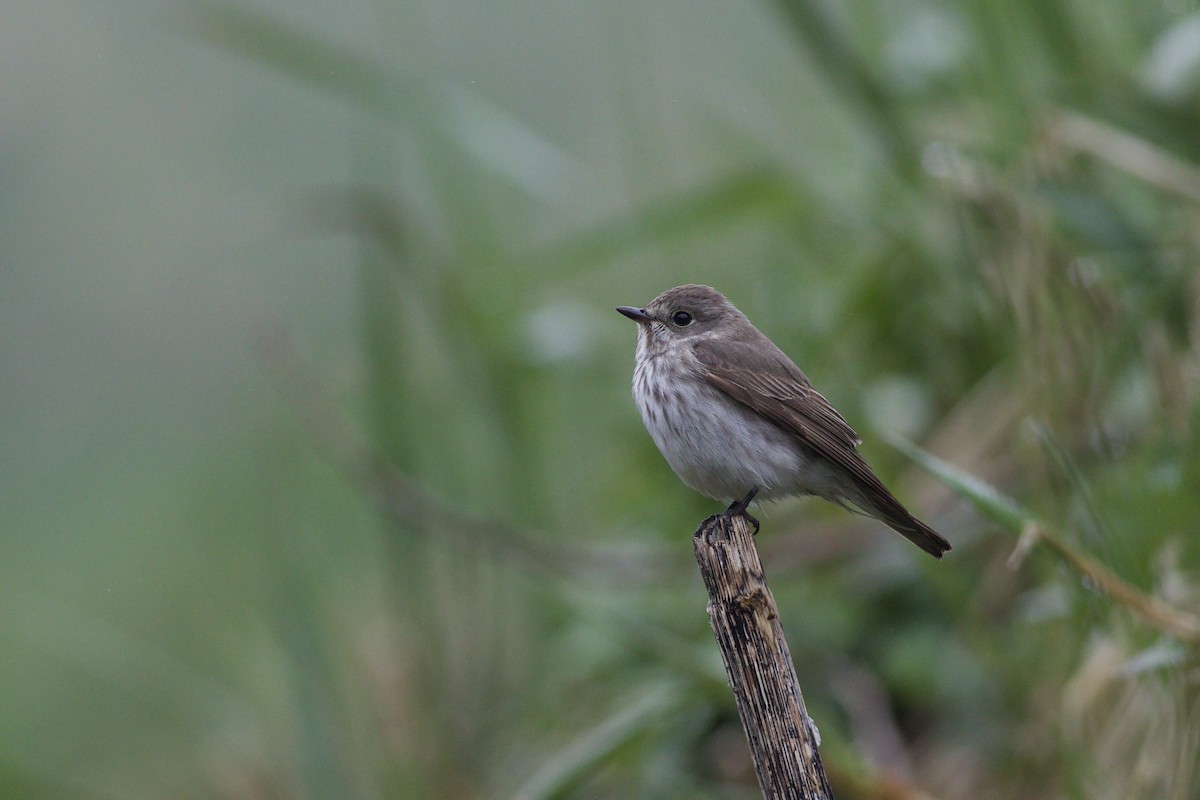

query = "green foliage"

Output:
[[4, 0, 1200, 798]]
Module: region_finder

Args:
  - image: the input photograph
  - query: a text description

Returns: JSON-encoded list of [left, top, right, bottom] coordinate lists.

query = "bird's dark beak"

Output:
[[616, 306, 653, 323]]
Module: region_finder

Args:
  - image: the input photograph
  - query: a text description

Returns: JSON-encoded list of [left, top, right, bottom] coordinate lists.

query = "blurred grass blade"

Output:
[[1048, 110, 1200, 203], [186, 2, 583, 200], [1030, 424, 1113, 544], [185, 2, 405, 113], [886, 434, 1028, 532], [888, 435, 1200, 642], [442, 84, 587, 202], [769, 0, 918, 176], [1120, 641, 1187, 677], [533, 167, 794, 272], [512, 684, 680, 800]]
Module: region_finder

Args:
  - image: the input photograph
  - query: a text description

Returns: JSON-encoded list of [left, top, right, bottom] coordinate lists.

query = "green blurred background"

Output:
[[4, 0, 1200, 798]]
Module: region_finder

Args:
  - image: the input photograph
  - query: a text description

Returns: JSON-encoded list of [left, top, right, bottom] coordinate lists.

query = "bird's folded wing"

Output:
[[692, 339, 863, 458], [694, 338, 951, 557]]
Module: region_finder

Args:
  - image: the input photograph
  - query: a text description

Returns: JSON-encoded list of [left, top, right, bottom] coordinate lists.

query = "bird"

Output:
[[617, 284, 951, 559]]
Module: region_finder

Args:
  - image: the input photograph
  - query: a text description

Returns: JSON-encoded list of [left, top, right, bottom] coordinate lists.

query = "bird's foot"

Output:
[[721, 488, 760, 534]]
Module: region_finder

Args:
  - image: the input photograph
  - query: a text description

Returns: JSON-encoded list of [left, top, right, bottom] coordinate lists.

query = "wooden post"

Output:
[[693, 513, 833, 800]]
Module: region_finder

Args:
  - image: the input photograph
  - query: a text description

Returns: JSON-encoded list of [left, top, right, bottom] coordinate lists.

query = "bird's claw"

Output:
[[722, 488, 761, 534]]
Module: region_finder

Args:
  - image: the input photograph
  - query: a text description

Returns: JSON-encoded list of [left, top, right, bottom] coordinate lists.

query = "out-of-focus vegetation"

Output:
[[3, 0, 1200, 798]]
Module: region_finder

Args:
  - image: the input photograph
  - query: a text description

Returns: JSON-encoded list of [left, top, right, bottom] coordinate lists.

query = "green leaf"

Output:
[[886, 434, 1029, 532], [511, 684, 680, 800]]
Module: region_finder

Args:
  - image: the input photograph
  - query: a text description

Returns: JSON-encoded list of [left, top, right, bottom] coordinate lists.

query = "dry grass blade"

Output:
[[1047, 110, 1200, 203], [1019, 522, 1200, 643], [890, 436, 1200, 643]]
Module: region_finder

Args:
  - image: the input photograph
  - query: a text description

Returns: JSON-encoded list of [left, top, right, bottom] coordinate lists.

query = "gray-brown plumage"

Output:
[[617, 284, 951, 559]]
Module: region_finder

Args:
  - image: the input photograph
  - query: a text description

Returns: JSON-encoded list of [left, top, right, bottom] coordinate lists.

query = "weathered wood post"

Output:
[[693, 512, 833, 799]]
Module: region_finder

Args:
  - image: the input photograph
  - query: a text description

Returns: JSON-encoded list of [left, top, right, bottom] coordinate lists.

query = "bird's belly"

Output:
[[638, 381, 811, 504]]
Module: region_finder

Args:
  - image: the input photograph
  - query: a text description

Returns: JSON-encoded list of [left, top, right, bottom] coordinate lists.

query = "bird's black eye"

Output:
[[672, 311, 693, 327]]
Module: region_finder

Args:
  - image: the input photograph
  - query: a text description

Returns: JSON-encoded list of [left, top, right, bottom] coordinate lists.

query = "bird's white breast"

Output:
[[632, 336, 817, 504]]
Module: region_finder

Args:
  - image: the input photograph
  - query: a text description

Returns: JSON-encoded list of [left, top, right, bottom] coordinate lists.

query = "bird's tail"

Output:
[[877, 505, 952, 559], [842, 480, 952, 559]]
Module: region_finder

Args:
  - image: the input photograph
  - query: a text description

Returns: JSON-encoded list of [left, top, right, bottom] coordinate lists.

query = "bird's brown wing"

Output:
[[691, 337, 861, 456], [692, 337, 952, 559]]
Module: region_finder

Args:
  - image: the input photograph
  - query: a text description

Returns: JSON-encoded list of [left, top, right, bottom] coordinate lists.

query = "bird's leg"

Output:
[[723, 487, 760, 534]]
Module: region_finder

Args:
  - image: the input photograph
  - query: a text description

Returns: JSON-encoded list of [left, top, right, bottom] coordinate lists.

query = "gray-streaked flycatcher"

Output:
[[617, 284, 951, 559]]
